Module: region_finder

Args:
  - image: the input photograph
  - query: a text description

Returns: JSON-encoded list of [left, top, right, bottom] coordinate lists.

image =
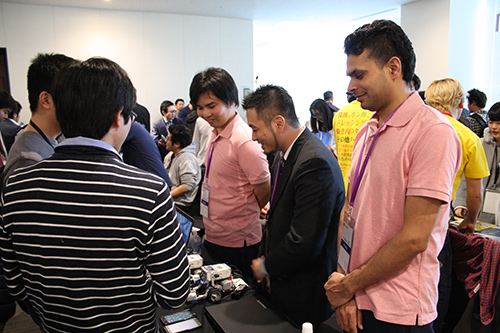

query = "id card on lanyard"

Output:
[[339, 206, 355, 273], [338, 94, 411, 273], [200, 140, 216, 218]]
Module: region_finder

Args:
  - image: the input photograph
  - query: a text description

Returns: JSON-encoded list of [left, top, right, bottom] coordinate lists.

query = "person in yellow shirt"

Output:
[[426, 78, 489, 234], [425, 78, 489, 333], [332, 92, 374, 192]]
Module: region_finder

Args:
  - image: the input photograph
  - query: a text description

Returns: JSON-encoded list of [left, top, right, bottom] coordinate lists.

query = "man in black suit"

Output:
[[152, 100, 182, 160], [244, 84, 345, 329]]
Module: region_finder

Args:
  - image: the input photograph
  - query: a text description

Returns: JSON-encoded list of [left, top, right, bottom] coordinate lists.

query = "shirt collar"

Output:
[[59, 136, 121, 159], [211, 112, 240, 139], [282, 126, 305, 161], [369, 92, 421, 129], [439, 111, 453, 117]]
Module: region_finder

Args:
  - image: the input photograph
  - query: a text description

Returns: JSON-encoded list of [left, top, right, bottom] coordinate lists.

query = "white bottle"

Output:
[[188, 227, 202, 254], [302, 322, 313, 333]]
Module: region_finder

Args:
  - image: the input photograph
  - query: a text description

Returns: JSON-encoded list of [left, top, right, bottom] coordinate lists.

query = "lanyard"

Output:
[[349, 94, 412, 206], [30, 120, 55, 149], [204, 113, 238, 180], [205, 139, 217, 180]]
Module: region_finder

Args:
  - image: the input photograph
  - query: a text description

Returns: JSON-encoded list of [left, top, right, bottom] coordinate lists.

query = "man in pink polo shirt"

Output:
[[324, 20, 461, 332], [189, 67, 270, 279]]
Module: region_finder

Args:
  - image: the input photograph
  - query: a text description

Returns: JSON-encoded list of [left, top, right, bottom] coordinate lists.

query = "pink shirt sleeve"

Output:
[[237, 140, 270, 185], [406, 122, 461, 203]]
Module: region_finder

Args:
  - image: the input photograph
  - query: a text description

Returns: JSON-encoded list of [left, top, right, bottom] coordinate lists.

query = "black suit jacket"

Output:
[[262, 128, 345, 327]]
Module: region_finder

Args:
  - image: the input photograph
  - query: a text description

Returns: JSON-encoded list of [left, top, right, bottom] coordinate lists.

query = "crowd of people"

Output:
[[0, 18, 497, 333]]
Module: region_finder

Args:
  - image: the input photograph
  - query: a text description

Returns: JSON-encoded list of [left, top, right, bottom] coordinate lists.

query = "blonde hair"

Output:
[[425, 78, 464, 114]]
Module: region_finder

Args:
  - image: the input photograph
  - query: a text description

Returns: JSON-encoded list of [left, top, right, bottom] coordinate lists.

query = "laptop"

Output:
[[482, 189, 500, 217], [204, 292, 300, 333], [176, 207, 194, 244]]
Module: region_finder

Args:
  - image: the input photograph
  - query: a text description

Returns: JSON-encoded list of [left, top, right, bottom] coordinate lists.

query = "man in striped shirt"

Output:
[[0, 57, 190, 332]]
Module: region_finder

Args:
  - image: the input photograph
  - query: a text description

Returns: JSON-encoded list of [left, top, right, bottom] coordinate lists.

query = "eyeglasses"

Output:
[[130, 111, 137, 122]]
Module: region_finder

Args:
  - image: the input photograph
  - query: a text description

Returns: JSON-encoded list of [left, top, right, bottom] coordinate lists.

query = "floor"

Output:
[[4, 304, 40, 333]]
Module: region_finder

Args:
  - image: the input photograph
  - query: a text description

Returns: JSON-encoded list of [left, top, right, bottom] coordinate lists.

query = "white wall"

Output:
[[254, 10, 400, 125], [0, 2, 253, 126], [492, 0, 500, 103], [254, 20, 350, 124], [449, 0, 499, 108], [0, 4, 5, 47], [401, 0, 450, 91], [402, 0, 500, 109]]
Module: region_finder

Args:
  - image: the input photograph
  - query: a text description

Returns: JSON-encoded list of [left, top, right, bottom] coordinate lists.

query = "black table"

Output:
[[157, 288, 342, 333]]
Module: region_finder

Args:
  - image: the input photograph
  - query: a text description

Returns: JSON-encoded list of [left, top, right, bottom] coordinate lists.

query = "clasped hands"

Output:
[[324, 272, 363, 333]]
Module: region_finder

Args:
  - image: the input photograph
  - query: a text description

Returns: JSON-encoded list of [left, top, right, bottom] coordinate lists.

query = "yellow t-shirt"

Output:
[[443, 114, 489, 198], [332, 101, 374, 192]]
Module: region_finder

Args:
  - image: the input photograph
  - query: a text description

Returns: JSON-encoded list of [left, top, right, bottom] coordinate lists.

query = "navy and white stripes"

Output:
[[0, 145, 189, 332]]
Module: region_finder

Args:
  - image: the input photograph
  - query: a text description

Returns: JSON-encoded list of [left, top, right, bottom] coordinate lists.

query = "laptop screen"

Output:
[[176, 207, 194, 244]]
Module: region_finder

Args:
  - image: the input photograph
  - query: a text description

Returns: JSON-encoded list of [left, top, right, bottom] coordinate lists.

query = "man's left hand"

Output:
[[336, 299, 363, 333], [457, 217, 475, 235], [324, 272, 353, 310]]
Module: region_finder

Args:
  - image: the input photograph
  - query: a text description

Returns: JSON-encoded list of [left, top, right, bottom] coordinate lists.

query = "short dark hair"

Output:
[[169, 124, 192, 149], [175, 98, 184, 105], [9, 101, 22, 119], [0, 90, 16, 110], [488, 102, 500, 122], [27, 53, 76, 112], [419, 91, 426, 102], [412, 74, 421, 91], [310, 99, 333, 133], [347, 92, 357, 103], [189, 67, 239, 108], [467, 89, 487, 109], [242, 84, 300, 128], [160, 100, 174, 114], [344, 20, 416, 85], [323, 91, 333, 101], [53, 57, 136, 139]]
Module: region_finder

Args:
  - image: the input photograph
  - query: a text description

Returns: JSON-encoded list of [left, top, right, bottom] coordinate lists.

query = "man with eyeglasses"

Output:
[[152, 100, 182, 160]]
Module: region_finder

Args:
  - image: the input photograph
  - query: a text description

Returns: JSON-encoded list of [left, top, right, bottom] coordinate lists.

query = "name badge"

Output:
[[338, 206, 355, 273], [200, 183, 210, 218]]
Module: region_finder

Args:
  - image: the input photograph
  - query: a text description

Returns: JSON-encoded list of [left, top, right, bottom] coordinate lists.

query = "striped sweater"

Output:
[[0, 144, 190, 332]]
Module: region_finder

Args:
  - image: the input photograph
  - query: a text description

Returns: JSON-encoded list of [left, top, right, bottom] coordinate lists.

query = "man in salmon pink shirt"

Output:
[[324, 20, 461, 333], [189, 67, 270, 280]]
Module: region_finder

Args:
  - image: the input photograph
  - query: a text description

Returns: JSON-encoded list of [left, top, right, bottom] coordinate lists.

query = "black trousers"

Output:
[[435, 231, 453, 333], [360, 311, 434, 332], [202, 240, 259, 281]]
